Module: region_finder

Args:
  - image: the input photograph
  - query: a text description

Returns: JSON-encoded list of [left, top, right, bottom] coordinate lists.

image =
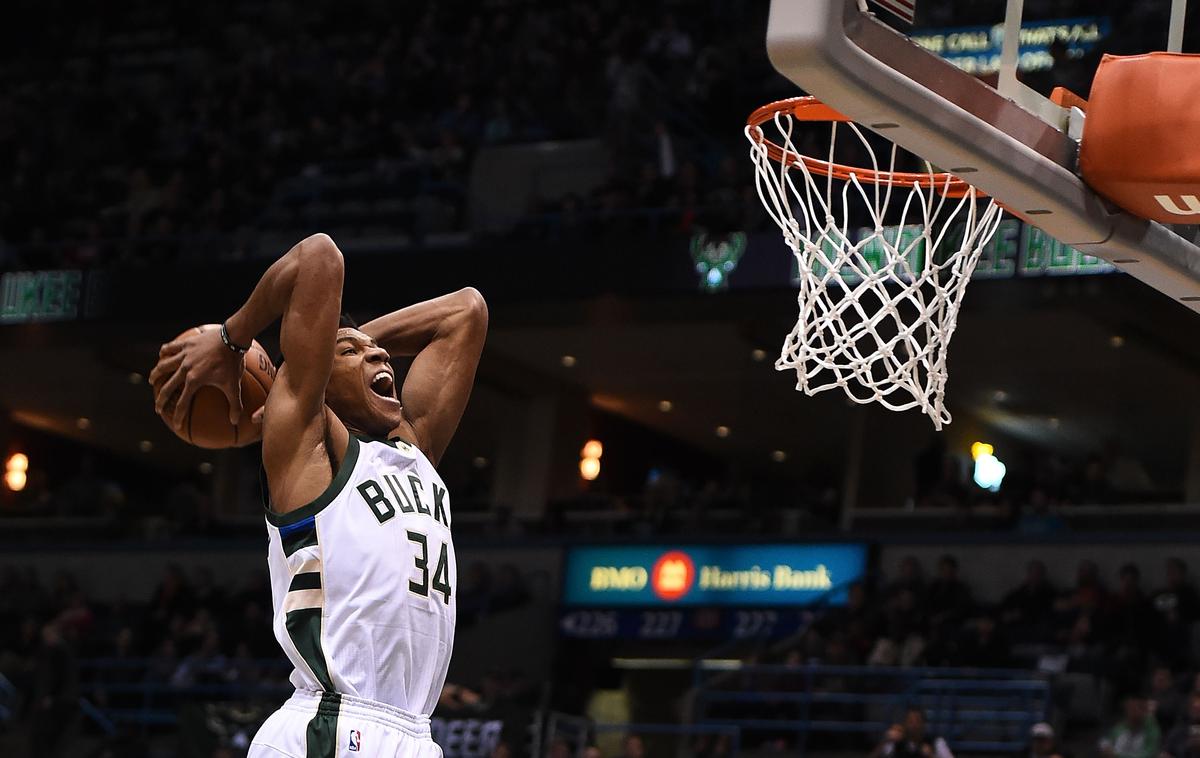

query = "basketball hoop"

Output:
[[746, 96, 1005, 429]]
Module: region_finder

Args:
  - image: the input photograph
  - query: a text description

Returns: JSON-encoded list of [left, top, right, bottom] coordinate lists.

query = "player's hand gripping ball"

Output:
[[150, 324, 276, 448]]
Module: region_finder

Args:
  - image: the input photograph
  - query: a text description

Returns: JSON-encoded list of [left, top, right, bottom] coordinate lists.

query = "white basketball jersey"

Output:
[[263, 435, 456, 716]]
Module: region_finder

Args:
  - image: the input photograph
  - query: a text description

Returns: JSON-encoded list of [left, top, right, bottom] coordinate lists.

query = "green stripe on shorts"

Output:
[[305, 691, 341, 758]]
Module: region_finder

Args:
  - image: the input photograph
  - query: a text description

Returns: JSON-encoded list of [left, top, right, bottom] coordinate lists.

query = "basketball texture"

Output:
[[154, 324, 276, 449]]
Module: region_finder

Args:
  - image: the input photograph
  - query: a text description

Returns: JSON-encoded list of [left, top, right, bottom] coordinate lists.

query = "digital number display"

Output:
[[558, 608, 807, 641]]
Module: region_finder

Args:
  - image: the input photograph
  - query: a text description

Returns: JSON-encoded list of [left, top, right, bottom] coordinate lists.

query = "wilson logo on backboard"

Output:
[[651, 551, 696, 601], [1154, 195, 1200, 216]]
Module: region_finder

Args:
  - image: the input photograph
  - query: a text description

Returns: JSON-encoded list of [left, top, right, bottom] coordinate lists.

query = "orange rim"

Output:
[[747, 96, 980, 199]]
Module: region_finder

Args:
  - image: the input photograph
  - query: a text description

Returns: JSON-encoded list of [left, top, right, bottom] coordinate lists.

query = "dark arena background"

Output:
[[4, 1, 1200, 758]]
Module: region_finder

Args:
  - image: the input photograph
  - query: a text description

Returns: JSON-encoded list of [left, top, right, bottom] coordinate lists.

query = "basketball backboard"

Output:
[[762, 0, 1200, 310]]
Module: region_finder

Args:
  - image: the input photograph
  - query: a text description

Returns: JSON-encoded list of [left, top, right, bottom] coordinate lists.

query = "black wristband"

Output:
[[220, 321, 250, 354]]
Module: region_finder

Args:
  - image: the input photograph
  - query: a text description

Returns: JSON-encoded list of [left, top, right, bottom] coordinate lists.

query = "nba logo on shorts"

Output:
[[348, 729, 362, 752]]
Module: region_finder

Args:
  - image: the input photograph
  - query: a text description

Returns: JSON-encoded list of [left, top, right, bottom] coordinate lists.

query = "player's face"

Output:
[[325, 328, 402, 437]]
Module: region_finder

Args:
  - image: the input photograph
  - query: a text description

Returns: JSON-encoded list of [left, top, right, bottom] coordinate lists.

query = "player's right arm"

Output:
[[150, 233, 348, 512]]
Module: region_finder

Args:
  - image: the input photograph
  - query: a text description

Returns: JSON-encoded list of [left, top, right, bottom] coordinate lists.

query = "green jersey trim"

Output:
[[265, 435, 361, 527]]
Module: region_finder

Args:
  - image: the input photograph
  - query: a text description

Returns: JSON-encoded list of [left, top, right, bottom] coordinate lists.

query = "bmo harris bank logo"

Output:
[[651, 551, 695, 601], [589, 550, 697, 602]]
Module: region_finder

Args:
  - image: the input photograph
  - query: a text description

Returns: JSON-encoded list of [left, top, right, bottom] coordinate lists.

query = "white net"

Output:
[[746, 104, 1004, 429]]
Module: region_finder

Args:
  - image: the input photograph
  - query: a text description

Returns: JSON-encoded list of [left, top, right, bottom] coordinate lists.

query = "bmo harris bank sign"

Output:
[[563, 544, 867, 607]]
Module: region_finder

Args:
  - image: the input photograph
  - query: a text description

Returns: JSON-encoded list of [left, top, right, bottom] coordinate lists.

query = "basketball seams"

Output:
[[186, 392, 198, 445], [237, 353, 273, 447]]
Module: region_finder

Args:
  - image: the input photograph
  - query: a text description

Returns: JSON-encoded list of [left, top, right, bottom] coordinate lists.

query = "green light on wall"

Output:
[[691, 231, 747, 292]]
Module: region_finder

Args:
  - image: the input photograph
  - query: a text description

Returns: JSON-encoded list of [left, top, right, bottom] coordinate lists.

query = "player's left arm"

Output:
[[359, 288, 487, 466]]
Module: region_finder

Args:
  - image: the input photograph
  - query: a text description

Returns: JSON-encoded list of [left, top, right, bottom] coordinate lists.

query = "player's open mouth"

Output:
[[370, 371, 394, 398]]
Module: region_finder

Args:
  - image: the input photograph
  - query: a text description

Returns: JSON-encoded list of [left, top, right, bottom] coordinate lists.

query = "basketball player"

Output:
[[149, 233, 486, 758]]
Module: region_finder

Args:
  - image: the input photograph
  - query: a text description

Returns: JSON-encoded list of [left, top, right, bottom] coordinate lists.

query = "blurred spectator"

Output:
[[645, 15, 694, 63], [170, 630, 228, 688], [492, 742, 514, 758], [884, 556, 926, 605], [1016, 490, 1067, 535], [1153, 558, 1200, 667], [1001, 560, 1056, 643], [953, 615, 1011, 669], [620, 735, 645, 758], [869, 707, 954, 758], [819, 581, 880, 661], [1103, 441, 1154, 497], [55, 590, 95, 643], [1056, 560, 1107, 617], [144, 637, 180, 684], [1062, 611, 1106, 675], [146, 563, 195, 630], [925, 555, 974, 639], [29, 621, 79, 758], [545, 737, 573, 758], [438, 682, 483, 712], [694, 733, 733, 758], [1163, 693, 1200, 758], [1151, 666, 1186, 734], [1020, 722, 1058, 758], [1109, 564, 1154, 688], [873, 587, 926, 667], [1099, 695, 1160, 758]]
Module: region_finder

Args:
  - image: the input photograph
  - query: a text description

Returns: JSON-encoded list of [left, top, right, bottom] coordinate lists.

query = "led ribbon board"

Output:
[[563, 544, 867, 607], [910, 17, 1109, 77]]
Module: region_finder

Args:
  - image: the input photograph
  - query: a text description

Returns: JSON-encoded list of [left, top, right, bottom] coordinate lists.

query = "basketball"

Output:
[[153, 324, 277, 449]]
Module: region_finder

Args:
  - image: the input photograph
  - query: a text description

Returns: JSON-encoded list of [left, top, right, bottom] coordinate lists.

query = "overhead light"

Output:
[[560, 355, 577, 368], [657, 400, 673, 412], [751, 349, 768, 362], [4, 470, 26, 492], [579, 456, 600, 481], [992, 390, 1008, 403], [5, 453, 28, 492], [970, 441, 1005, 492], [715, 425, 730, 438], [472, 456, 489, 469], [771, 450, 787, 462], [1110, 335, 1125, 348], [580, 439, 602, 481], [128, 372, 144, 384], [138, 440, 153, 453], [198, 462, 214, 475], [76, 417, 91, 430]]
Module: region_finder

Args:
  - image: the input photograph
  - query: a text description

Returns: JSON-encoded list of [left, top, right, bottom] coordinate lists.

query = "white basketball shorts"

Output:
[[249, 690, 444, 758]]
